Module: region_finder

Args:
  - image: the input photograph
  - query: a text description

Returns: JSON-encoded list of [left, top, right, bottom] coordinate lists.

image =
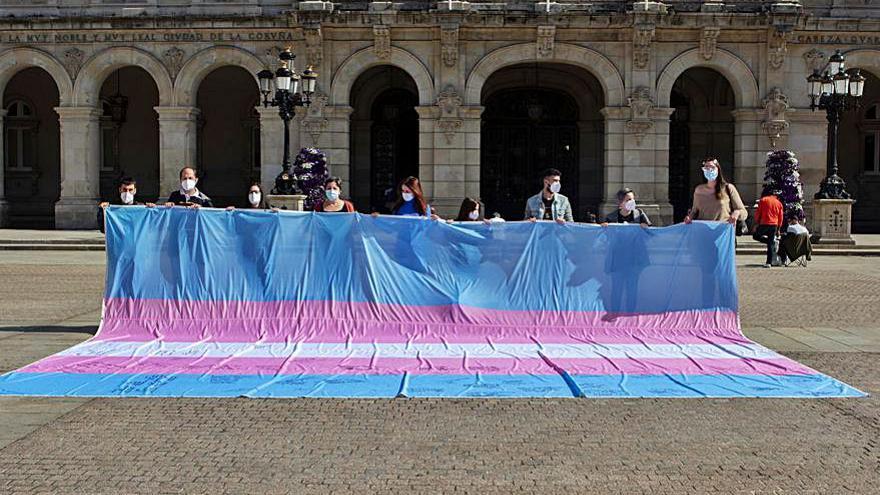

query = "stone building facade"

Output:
[[1, 1, 880, 231]]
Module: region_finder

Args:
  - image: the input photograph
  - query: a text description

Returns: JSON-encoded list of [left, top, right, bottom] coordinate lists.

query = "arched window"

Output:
[[4, 99, 39, 171], [863, 103, 880, 175]]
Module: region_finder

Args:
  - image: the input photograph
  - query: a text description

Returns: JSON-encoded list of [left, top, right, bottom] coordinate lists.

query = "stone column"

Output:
[[415, 105, 441, 211], [256, 106, 283, 193], [460, 106, 483, 210], [645, 107, 676, 225], [0, 108, 7, 227], [320, 105, 353, 184], [155, 106, 200, 200], [731, 108, 766, 214], [600, 107, 628, 218], [787, 110, 828, 200], [414, 103, 482, 218], [54, 106, 102, 229]]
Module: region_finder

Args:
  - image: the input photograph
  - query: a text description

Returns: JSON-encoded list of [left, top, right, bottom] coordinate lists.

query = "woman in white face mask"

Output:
[[226, 183, 273, 211], [683, 157, 747, 227], [314, 177, 356, 212], [453, 198, 482, 222], [389, 176, 438, 219]]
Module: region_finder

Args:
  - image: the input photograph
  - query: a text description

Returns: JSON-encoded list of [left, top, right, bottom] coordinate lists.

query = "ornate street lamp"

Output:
[[807, 49, 866, 199], [257, 48, 318, 195]]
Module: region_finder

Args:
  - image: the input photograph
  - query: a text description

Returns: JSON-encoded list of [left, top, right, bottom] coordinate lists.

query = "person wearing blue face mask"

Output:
[[314, 176, 356, 212], [683, 157, 747, 226]]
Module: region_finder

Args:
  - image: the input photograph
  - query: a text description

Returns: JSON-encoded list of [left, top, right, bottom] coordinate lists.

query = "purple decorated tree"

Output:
[[761, 149, 805, 225], [292, 147, 329, 210]]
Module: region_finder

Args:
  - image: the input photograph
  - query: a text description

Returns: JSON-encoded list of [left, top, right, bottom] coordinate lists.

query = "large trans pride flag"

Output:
[[0, 207, 864, 398]]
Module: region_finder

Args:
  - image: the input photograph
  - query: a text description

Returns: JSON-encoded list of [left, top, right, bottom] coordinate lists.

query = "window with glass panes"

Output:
[[3, 100, 38, 171]]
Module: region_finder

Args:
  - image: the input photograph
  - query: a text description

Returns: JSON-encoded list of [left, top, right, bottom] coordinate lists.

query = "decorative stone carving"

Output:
[[373, 25, 391, 60], [162, 47, 185, 80], [536, 25, 556, 59], [300, 92, 329, 144], [62, 48, 85, 79], [440, 24, 459, 67], [633, 24, 655, 70], [763, 87, 788, 122], [435, 86, 463, 144], [303, 25, 323, 68], [437, 119, 463, 145], [803, 48, 826, 73], [626, 87, 654, 145], [768, 27, 790, 71], [700, 27, 721, 61], [263, 46, 284, 68], [762, 87, 790, 149], [302, 118, 328, 144], [436, 86, 462, 118]]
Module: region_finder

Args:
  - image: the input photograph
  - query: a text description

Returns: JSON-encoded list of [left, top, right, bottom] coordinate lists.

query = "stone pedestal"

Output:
[[268, 194, 308, 211], [810, 199, 856, 244]]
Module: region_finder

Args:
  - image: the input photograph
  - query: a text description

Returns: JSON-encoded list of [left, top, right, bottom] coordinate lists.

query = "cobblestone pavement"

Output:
[[0, 252, 878, 494]]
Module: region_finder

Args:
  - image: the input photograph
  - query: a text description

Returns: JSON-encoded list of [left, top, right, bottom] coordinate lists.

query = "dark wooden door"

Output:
[[481, 89, 579, 220], [370, 88, 418, 212]]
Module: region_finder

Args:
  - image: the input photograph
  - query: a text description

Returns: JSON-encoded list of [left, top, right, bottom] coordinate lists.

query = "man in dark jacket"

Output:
[[602, 188, 651, 227], [164, 167, 213, 207], [98, 177, 149, 233]]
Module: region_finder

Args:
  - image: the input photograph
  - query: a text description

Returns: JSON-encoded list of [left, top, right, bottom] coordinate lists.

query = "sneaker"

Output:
[[761, 263, 771, 268]]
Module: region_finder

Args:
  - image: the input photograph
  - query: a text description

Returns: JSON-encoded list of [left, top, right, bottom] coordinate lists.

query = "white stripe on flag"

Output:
[[59, 341, 780, 360]]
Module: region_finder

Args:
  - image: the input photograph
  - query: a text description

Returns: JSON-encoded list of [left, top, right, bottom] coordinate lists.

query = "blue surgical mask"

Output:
[[325, 190, 340, 202], [703, 168, 719, 182]]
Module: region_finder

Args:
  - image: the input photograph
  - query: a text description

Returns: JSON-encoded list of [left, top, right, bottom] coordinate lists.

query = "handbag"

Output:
[[725, 184, 748, 236]]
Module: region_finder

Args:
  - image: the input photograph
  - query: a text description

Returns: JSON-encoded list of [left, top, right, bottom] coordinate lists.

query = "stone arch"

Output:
[[0, 47, 73, 105], [464, 43, 625, 106], [329, 46, 434, 106], [843, 48, 880, 80], [73, 46, 173, 106], [656, 48, 759, 108], [173, 46, 263, 106]]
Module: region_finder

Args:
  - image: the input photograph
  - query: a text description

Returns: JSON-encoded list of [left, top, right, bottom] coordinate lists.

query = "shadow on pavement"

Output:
[[0, 325, 97, 335]]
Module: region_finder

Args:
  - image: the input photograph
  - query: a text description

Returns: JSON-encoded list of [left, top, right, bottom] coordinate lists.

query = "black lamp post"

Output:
[[257, 48, 318, 195], [807, 49, 866, 200]]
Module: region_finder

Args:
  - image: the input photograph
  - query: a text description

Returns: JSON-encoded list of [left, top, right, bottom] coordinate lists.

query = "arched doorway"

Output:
[[2, 67, 60, 228], [838, 69, 880, 233], [668, 68, 735, 222], [98, 66, 160, 202], [480, 63, 604, 221], [350, 66, 419, 212], [196, 66, 260, 207]]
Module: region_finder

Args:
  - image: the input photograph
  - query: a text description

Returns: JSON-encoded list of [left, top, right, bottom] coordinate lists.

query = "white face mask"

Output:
[[703, 168, 719, 182], [549, 182, 561, 194], [181, 179, 197, 192], [468, 210, 479, 220], [120, 191, 134, 205], [623, 199, 636, 212], [325, 190, 340, 202], [402, 192, 414, 202], [248, 192, 261, 205]]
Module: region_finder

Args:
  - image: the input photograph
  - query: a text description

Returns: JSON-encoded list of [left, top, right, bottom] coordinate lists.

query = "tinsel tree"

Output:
[[292, 147, 329, 210], [761, 149, 805, 224]]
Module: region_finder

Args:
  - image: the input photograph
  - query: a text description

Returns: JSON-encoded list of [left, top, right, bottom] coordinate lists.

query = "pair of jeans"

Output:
[[752, 225, 780, 265]]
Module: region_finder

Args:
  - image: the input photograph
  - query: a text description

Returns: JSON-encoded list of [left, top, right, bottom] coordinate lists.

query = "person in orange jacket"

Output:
[[753, 189, 784, 267]]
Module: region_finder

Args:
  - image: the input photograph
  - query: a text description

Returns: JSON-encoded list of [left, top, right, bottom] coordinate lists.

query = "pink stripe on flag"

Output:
[[18, 355, 814, 377], [96, 298, 744, 345]]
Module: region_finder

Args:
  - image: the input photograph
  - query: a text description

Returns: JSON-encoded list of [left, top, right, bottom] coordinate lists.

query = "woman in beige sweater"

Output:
[[683, 158, 748, 225]]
